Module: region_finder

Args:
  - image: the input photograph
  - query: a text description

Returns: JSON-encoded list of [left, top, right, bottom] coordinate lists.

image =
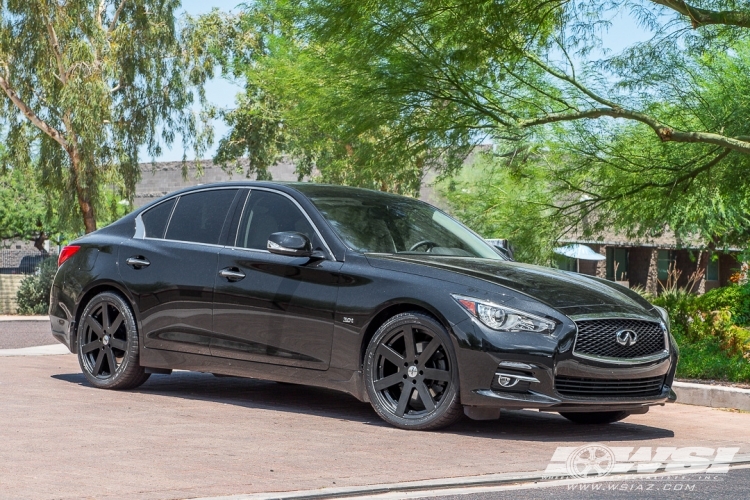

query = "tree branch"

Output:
[[0, 67, 70, 151], [650, 0, 750, 29], [519, 106, 750, 154], [109, 0, 127, 33], [520, 55, 750, 155], [526, 53, 620, 109], [44, 16, 67, 84], [97, 0, 106, 28]]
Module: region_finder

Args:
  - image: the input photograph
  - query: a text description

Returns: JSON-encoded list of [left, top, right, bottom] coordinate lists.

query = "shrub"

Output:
[[16, 257, 58, 315], [648, 283, 750, 382]]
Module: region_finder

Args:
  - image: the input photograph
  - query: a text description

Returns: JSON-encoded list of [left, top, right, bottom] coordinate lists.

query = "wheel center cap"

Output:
[[102, 335, 110, 346], [407, 365, 418, 378]]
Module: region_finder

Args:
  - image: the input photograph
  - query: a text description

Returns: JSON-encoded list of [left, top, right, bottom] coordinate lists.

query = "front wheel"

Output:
[[77, 291, 150, 390], [559, 411, 631, 425], [364, 312, 463, 430]]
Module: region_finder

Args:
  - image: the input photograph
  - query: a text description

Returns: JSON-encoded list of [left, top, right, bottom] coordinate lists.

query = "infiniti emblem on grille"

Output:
[[615, 329, 638, 347]]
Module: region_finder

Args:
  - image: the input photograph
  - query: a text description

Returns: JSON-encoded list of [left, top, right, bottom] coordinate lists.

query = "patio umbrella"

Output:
[[554, 244, 606, 261]]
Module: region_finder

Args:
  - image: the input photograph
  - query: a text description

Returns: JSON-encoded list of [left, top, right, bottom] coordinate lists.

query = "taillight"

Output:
[[58, 245, 81, 266]]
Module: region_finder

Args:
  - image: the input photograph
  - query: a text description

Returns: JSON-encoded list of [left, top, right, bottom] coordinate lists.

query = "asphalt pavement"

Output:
[[429, 466, 750, 500], [0, 319, 54, 349]]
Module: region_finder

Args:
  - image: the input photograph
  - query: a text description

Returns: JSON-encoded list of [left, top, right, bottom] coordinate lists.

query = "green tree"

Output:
[[0, 0, 209, 234], [0, 163, 53, 250], [441, 150, 559, 265], [243, 0, 750, 245], [189, 5, 473, 195]]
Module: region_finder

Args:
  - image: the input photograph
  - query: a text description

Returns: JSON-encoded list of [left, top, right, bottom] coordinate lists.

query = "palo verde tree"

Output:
[[0, 0, 209, 234], [255, 0, 750, 246], [189, 5, 474, 196]]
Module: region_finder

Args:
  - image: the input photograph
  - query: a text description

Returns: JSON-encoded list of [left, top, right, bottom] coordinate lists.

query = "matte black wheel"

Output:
[[364, 312, 462, 430], [77, 292, 150, 390], [560, 411, 631, 425]]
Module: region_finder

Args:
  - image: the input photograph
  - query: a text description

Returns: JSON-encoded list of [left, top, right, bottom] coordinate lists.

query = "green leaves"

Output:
[[440, 149, 560, 265], [178, 0, 750, 256], [0, 0, 210, 233]]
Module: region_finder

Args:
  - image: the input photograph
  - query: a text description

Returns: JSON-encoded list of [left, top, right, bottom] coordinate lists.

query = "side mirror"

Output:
[[267, 232, 313, 257], [486, 238, 514, 261]]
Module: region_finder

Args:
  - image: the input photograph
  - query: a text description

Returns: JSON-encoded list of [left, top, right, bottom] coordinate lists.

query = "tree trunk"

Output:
[[33, 231, 47, 252], [69, 147, 97, 234]]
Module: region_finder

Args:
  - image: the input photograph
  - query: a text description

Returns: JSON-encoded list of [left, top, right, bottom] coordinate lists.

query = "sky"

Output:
[[149, 1, 659, 163], [143, 1, 244, 163]]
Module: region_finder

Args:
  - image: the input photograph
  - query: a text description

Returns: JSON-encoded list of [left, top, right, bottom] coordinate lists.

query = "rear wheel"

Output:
[[364, 312, 462, 430], [77, 292, 150, 390], [559, 411, 631, 425]]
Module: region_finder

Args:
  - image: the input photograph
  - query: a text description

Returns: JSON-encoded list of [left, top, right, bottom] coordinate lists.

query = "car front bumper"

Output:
[[453, 317, 678, 413]]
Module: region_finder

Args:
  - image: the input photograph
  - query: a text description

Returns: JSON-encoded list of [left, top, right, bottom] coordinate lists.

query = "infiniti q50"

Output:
[[49, 182, 677, 430]]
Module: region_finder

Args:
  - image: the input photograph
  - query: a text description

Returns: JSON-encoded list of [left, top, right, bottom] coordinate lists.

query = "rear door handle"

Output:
[[219, 267, 245, 282], [126, 256, 150, 269]]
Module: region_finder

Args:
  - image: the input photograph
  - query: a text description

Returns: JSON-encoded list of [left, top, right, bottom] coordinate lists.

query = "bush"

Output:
[[648, 284, 750, 382], [16, 257, 58, 315]]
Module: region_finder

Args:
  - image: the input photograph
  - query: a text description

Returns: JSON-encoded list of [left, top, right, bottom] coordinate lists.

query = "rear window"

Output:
[[165, 189, 238, 245], [141, 198, 175, 239]]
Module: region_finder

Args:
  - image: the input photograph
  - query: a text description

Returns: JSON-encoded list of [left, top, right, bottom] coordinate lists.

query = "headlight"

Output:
[[451, 294, 556, 333], [654, 305, 671, 332]]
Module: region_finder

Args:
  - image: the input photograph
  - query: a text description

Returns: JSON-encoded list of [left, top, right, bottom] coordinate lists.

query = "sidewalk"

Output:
[[673, 381, 750, 412], [0, 315, 48, 321]]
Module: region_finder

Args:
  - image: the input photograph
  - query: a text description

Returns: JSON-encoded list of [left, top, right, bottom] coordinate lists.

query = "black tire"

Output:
[[364, 312, 463, 430], [77, 291, 150, 390], [559, 411, 631, 425]]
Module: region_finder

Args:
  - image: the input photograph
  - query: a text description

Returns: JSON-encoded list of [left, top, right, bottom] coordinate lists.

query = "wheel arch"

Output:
[[72, 281, 139, 352], [359, 300, 454, 369]]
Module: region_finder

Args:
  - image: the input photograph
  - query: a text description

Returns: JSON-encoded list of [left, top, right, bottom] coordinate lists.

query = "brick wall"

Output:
[[674, 250, 700, 291], [134, 159, 445, 209], [1, 249, 43, 268], [0, 275, 25, 314], [627, 247, 654, 289], [719, 253, 741, 286], [135, 159, 305, 208]]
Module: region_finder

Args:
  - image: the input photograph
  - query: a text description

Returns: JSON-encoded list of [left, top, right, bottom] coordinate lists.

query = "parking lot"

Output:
[[2, 321, 750, 500]]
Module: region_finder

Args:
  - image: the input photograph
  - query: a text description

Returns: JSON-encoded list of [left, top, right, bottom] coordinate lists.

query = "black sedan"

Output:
[[49, 182, 677, 430]]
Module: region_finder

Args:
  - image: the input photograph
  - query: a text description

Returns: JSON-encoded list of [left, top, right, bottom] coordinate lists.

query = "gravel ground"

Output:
[[0, 320, 54, 349]]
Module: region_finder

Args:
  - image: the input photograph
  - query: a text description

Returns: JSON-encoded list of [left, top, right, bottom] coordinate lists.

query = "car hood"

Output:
[[367, 254, 658, 318]]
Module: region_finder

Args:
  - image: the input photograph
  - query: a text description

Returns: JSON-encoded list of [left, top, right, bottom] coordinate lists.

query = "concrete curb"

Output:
[[0, 344, 71, 357], [673, 381, 750, 411], [194, 457, 750, 500], [0, 315, 48, 322]]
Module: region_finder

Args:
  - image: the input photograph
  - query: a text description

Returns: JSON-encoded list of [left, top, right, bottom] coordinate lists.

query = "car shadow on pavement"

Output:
[[52, 371, 674, 442]]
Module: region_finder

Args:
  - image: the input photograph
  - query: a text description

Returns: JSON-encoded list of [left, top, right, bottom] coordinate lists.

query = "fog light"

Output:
[[495, 372, 540, 388]]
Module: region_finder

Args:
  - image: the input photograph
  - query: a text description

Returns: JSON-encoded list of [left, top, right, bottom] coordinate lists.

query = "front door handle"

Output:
[[126, 256, 150, 269], [219, 267, 245, 282]]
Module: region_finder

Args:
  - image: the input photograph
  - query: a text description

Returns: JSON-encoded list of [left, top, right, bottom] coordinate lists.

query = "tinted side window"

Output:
[[236, 191, 317, 250], [141, 198, 175, 239], [165, 189, 238, 244]]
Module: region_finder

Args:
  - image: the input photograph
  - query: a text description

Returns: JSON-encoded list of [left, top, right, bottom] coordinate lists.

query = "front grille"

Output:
[[574, 319, 666, 359], [555, 375, 665, 398]]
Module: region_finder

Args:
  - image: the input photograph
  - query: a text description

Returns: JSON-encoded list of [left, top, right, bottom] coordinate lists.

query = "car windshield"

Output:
[[301, 187, 503, 259]]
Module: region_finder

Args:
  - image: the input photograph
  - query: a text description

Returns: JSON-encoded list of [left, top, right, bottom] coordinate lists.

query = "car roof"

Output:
[[143, 181, 421, 206]]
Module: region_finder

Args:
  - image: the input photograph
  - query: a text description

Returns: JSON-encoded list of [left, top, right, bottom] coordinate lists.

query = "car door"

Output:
[[211, 188, 342, 370], [118, 188, 241, 355]]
